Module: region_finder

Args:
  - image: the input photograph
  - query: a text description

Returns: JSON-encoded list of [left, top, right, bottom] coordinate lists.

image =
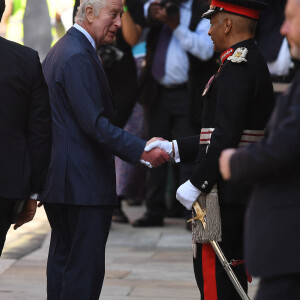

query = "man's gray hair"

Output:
[[75, 0, 108, 22], [220, 12, 258, 36]]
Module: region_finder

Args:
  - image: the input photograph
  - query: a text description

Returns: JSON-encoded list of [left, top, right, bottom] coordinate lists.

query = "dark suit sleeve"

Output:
[[27, 52, 52, 193], [190, 64, 251, 192], [230, 83, 300, 183], [177, 135, 200, 163], [63, 53, 145, 163]]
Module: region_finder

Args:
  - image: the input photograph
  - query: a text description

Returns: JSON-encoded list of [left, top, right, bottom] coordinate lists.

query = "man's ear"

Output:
[[224, 17, 232, 34], [86, 6, 94, 23]]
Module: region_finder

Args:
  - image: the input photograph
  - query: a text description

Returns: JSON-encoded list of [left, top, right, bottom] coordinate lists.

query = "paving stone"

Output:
[[0, 204, 259, 299], [0, 259, 15, 274], [157, 233, 192, 249], [101, 285, 133, 296], [130, 286, 200, 299]]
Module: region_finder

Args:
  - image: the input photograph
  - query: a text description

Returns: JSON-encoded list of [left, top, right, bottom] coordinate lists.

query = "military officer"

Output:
[[145, 0, 274, 298], [219, 0, 300, 299]]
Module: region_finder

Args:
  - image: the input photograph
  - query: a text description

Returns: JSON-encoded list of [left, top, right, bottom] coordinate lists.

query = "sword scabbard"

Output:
[[187, 201, 249, 300]]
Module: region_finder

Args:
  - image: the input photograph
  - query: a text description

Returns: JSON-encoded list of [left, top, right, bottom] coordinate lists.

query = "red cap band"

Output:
[[211, 0, 260, 20]]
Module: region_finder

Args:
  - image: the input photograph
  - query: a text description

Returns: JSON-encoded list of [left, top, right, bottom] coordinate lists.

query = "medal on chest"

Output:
[[202, 48, 234, 97], [201, 47, 248, 97], [202, 74, 216, 97]]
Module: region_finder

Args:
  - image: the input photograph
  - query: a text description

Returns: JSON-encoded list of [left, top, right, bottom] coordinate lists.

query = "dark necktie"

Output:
[[151, 25, 173, 81]]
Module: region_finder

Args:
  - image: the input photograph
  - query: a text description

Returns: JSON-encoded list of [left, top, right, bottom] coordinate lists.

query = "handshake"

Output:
[[140, 137, 201, 210], [140, 137, 173, 168]]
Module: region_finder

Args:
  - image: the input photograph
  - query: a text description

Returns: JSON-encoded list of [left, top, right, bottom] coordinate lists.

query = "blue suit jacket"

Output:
[[42, 27, 145, 206]]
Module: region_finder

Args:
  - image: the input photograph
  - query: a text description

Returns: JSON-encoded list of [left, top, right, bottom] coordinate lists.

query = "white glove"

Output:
[[176, 180, 201, 210], [144, 140, 173, 156]]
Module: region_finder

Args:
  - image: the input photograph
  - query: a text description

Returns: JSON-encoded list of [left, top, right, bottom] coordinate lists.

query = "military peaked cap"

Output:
[[202, 0, 267, 20]]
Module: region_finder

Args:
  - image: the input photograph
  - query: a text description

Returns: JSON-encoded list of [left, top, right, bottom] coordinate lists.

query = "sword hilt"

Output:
[[187, 202, 207, 229]]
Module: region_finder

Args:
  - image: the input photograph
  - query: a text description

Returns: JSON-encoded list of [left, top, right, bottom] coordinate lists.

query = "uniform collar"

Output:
[[220, 39, 256, 64]]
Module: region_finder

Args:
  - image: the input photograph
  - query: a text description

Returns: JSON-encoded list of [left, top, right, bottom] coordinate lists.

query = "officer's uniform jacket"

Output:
[[177, 39, 274, 205]]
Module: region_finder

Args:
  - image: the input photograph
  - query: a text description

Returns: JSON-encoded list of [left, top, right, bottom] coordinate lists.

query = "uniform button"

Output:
[[201, 184, 206, 189], [204, 181, 208, 185]]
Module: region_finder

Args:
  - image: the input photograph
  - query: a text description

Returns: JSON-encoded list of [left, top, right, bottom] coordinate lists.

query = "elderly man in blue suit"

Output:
[[41, 0, 169, 299]]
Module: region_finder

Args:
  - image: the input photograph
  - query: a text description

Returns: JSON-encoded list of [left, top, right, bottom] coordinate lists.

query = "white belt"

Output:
[[199, 128, 215, 144], [199, 128, 265, 146]]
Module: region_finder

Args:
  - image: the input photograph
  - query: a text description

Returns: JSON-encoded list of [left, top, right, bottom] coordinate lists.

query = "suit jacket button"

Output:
[[201, 184, 206, 189], [204, 181, 208, 185]]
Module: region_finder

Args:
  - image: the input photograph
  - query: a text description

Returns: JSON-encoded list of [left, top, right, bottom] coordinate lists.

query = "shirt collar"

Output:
[[73, 23, 97, 50], [182, 0, 192, 10]]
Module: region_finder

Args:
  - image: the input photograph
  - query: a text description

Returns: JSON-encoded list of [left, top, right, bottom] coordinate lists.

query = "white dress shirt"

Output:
[[144, 0, 214, 86], [267, 38, 292, 76], [73, 23, 96, 50]]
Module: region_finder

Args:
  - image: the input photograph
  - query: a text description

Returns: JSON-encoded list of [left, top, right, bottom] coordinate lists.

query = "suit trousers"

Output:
[[44, 203, 113, 300], [193, 204, 247, 300], [145, 85, 197, 219], [255, 274, 300, 300], [0, 198, 18, 256]]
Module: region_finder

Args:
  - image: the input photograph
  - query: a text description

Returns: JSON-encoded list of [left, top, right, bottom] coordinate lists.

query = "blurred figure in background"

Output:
[[133, 0, 216, 228], [103, 0, 147, 223], [256, 0, 293, 95], [1, 0, 72, 60], [0, 0, 11, 36]]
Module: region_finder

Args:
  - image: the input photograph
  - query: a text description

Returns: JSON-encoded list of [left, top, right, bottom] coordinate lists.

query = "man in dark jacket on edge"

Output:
[[220, 0, 300, 299], [0, 0, 52, 256]]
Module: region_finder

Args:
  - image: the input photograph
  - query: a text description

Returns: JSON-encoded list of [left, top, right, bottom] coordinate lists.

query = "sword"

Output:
[[188, 202, 250, 300]]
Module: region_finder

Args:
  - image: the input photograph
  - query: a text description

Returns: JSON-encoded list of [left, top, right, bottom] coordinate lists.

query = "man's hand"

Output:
[[140, 147, 170, 168], [149, 1, 180, 30], [176, 180, 201, 210], [219, 149, 236, 180], [14, 199, 37, 230]]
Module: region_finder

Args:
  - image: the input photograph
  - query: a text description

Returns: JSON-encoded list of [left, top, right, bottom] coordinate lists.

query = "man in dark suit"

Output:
[[219, 0, 300, 298], [0, 0, 52, 256], [41, 0, 169, 299]]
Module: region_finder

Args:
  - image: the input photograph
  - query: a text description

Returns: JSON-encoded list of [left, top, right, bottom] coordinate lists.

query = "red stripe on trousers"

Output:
[[202, 244, 218, 300]]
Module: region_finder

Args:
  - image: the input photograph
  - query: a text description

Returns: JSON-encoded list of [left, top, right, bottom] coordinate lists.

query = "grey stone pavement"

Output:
[[0, 203, 259, 300]]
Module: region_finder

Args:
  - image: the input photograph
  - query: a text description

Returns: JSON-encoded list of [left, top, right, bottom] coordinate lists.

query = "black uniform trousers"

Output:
[[255, 274, 300, 300], [193, 204, 248, 300], [0, 198, 18, 256], [145, 85, 197, 219], [44, 203, 113, 300]]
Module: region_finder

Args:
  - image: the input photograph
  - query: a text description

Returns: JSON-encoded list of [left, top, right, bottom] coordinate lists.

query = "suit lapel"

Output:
[[93, 51, 113, 99], [66, 27, 113, 98]]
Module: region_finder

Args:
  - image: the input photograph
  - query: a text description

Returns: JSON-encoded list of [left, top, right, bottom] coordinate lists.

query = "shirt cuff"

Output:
[[29, 193, 39, 200], [172, 140, 181, 163]]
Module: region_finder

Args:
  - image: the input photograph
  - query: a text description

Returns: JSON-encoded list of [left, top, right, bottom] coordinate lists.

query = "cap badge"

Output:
[[227, 47, 248, 63]]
